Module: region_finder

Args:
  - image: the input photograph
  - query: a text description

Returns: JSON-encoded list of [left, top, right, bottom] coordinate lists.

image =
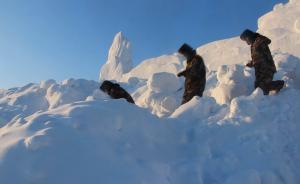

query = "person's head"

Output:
[[240, 29, 257, 45], [100, 80, 114, 93], [178, 43, 196, 60]]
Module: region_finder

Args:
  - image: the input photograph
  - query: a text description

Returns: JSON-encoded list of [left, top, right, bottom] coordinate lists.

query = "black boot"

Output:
[[274, 80, 284, 93], [269, 80, 284, 93]]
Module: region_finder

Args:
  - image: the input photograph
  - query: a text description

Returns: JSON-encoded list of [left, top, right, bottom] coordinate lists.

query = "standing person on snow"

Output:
[[240, 29, 284, 95], [177, 43, 206, 104], [100, 80, 135, 104]]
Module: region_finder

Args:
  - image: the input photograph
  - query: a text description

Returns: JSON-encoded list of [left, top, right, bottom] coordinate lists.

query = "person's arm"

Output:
[[177, 70, 187, 77], [126, 95, 135, 104], [246, 60, 254, 67]]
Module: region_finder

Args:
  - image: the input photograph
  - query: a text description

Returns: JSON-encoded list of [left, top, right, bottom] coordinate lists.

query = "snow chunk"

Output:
[[134, 72, 182, 117], [211, 65, 254, 104], [171, 96, 221, 121], [147, 72, 180, 93], [274, 52, 300, 88], [228, 88, 264, 123], [99, 32, 133, 81]]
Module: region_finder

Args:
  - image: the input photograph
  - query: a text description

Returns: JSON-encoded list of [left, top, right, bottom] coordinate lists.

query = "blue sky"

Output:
[[0, 0, 286, 88]]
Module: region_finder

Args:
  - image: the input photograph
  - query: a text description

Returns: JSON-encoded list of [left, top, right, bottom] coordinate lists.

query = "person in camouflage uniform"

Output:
[[177, 43, 206, 104], [100, 80, 135, 104], [240, 29, 284, 95]]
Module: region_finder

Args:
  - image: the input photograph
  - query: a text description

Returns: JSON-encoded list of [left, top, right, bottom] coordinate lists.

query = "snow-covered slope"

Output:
[[122, 54, 185, 81], [1, 86, 300, 184], [258, 0, 300, 57], [197, 37, 250, 71], [1, 0, 300, 183], [0, 79, 99, 127], [99, 32, 133, 81]]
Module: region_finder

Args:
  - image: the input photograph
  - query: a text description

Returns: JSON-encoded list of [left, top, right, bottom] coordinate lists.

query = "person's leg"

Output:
[[261, 70, 285, 94], [267, 80, 284, 93], [198, 80, 206, 97], [181, 79, 205, 104], [254, 79, 269, 95], [258, 69, 274, 95], [259, 82, 270, 95], [181, 91, 193, 104]]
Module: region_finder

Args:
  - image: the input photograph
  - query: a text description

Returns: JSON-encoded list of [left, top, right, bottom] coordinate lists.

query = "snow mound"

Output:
[[211, 65, 254, 104], [148, 72, 181, 93], [46, 79, 99, 109], [0, 79, 99, 126], [170, 96, 223, 122], [257, 0, 300, 58], [0, 83, 49, 126], [133, 72, 182, 117], [0, 100, 176, 184], [273, 52, 300, 89], [228, 88, 265, 123], [0, 87, 299, 184], [99, 32, 133, 81]]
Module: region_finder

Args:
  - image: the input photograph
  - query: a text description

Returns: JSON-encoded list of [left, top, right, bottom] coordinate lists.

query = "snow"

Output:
[[0, 79, 99, 127], [211, 64, 254, 104], [273, 52, 300, 89], [197, 37, 250, 71], [99, 32, 133, 81], [1, 85, 299, 183], [122, 54, 185, 81], [1, 0, 300, 183], [45, 79, 99, 109], [147, 72, 181, 93], [170, 96, 223, 121], [257, 0, 300, 57], [133, 72, 182, 117]]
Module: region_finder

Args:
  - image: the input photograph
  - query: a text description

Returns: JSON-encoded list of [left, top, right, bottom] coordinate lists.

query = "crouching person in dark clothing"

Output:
[[177, 43, 206, 104], [240, 29, 284, 95], [100, 80, 135, 104]]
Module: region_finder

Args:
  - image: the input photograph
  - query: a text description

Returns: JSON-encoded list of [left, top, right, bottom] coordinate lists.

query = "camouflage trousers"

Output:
[[181, 80, 205, 104], [254, 67, 283, 95]]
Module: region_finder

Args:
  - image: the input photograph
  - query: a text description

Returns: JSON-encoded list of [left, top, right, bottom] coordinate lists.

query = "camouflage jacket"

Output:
[[178, 55, 206, 80], [178, 55, 206, 95], [249, 35, 276, 73]]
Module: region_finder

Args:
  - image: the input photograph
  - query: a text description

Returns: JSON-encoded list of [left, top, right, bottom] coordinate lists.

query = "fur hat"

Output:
[[240, 29, 256, 41], [100, 80, 114, 92], [178, 43, 196, 59]]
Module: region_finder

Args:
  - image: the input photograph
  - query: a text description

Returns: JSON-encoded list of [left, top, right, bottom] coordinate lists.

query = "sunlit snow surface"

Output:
[[0, 0, 300, 183]]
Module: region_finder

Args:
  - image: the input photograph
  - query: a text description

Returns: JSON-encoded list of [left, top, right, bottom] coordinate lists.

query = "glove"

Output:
[[177, 71, 185, 77], [246, 62, 254, 68]]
